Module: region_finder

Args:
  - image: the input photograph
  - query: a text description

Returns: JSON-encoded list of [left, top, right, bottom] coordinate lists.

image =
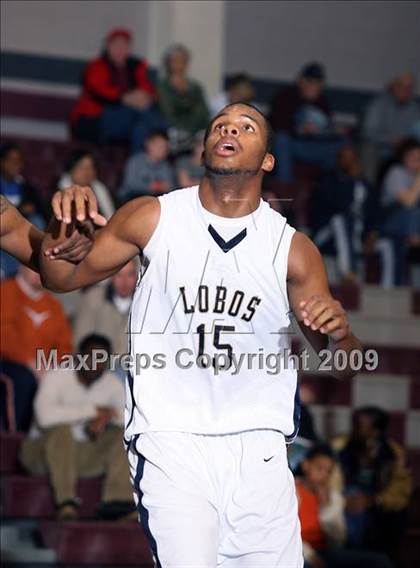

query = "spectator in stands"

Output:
[[70, 28, 165, 151], [20, 334, 134, 520], [297, 444, 392, 568], [0, 265, 72, 431], [118, 130, 174, 202], [380, 139, 420, 284], [312, 145, 373, 283], [175, 130, 205, 187], [0, 144, 48, 278], [0, 144, 47, 226], [209, 73, 256, 117], [332, 406, 412, 563], [361, 73, 420, 183], [58, 150, 115, 220], [269, 62, 345, 181], [73, 260, 138, 359], [158, 44, 209, 153]]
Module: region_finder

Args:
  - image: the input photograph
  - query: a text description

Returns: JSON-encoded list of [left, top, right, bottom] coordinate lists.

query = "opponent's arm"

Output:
[[0, 195, 44, 270], [287, 232, 362, 379], [40, 196, 160, 292]]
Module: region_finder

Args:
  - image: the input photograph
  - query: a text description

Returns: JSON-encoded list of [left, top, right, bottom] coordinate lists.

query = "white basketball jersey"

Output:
[[125, 186, 299, 441]]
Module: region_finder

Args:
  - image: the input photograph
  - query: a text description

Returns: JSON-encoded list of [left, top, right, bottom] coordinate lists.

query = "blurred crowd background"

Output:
[[0, 1, 419, 567]]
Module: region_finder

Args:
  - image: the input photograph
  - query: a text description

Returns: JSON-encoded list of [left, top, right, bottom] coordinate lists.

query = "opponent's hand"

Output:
[[51, 185, 107, 226], [44, 219, 97, 263], [299, 295, 350, 342]]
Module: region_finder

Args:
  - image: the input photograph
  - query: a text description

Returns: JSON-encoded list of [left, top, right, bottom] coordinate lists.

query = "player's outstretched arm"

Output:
[[40, 196, 160, 292], [287, 231, 362, 379]]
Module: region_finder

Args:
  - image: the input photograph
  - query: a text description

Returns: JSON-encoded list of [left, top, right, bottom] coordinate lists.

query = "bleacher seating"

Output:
[[0, 432, 153, 564], [39, 521, 153, 565], [1, 136, 129, 205]]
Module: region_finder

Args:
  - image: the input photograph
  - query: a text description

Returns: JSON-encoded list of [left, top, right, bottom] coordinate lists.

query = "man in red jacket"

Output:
[[71, 28, 166, 151]]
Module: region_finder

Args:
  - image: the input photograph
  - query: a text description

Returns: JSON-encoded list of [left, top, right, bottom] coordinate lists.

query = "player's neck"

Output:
[[199, 176, 261, 218]]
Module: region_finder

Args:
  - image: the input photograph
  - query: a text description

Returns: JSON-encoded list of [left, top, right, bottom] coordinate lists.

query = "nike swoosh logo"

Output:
[[264, 456, 275, 462]]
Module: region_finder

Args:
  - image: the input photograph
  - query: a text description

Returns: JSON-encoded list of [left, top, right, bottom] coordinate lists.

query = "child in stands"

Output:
[[118, 130, 174, 203], [297, 444, 392, 568]]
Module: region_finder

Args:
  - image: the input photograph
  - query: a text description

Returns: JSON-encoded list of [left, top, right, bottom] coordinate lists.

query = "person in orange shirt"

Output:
[[296, 444, 391, 568], [0, 265, 73, 431]]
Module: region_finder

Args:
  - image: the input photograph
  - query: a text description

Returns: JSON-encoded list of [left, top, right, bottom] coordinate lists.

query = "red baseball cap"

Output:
[[106, 28, 132, 43]]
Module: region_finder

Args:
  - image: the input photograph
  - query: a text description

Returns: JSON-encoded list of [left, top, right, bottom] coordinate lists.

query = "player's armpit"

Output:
[[40, 196, 160, 292]]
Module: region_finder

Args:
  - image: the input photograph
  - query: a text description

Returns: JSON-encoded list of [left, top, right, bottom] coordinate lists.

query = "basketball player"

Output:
[[0, 187, 105, 269], [41, 103, 362, 567]]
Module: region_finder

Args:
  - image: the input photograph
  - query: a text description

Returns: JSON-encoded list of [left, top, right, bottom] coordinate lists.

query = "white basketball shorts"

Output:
[[127, 429, 303, 567]]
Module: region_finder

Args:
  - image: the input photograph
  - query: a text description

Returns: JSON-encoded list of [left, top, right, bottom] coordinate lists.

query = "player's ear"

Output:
[[262, 152, 275, 173]]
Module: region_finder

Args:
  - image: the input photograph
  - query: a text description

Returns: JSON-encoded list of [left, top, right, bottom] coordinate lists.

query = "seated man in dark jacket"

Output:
[[71, 28, 165, 151], [311, 145, 373, 283], [269, 62, 345, 181]]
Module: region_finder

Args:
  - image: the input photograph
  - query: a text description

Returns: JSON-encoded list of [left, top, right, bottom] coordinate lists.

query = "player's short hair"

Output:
[[204, 103, 274, 153], [304, 443, 336, 462], [78, 333, 112, 355]]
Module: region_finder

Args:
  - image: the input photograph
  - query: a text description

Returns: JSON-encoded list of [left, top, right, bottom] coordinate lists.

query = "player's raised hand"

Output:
[[51, 185, 107, 226], [299, 295, 350, 342]]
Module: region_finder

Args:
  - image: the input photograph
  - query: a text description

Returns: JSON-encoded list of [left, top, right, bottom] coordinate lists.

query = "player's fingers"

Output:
[[74, 188, 88, 222], [47, 228, 83, 256], [51, 239, 90, 260], [310, 307, 335, 331], [82, 186, 99, 220], [61, 191, 74, 224], [300, 295, 321, 316], [54, 242, 91, 262], [299, 295, 317, 309], [303, 301, 329, 326], [319, 316, 342, 335], [93, 213, 108, 227], [51, 191, 64, 221]]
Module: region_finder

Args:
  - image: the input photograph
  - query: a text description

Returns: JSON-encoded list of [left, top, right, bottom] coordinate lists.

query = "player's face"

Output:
[[203, 105, 274, 176], [303, 456, 334, 487]]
